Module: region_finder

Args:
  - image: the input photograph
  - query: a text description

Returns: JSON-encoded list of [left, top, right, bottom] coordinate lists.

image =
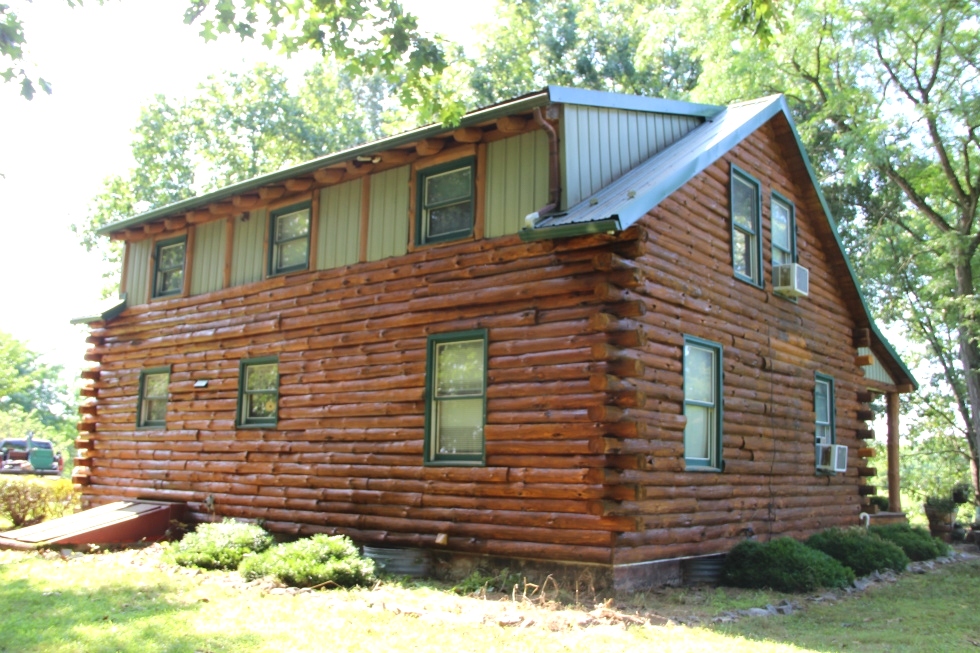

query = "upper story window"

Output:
[[153, 237, 186, 298], [137, 367, 170, 428], [269, 202, 311, 275], [417, 158, 475, 245], [730, 167, 762, 286], [237, 357, 279, 427], [815, 374, 835, 446], [771, 192, 796, 268], [683, 336, 723, 471], [424, 330, 487, 465]]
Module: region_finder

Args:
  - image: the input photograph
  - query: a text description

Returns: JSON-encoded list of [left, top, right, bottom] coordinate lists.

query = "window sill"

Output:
[[424, 459, 485, 467], [237, 422, 278, 430], [733, 274, 764, 290], [684, 464, 723, 473], [411, 233, 477, 252], [267, 264, 310, 279]]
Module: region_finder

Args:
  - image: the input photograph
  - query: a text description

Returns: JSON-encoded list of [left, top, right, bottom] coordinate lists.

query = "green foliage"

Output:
[[924, 495, 958, 514], [451, 568, 523, 595], [239, 534, 375, 588], [806, 528, 909, 576], [0, 477, 77, 528], [721, 537, 854, 593], [470, 0, 701, 106], [869, 524, 950, 562], [869, 496, 890, 511], [0, 331, 75, 465], [183, 0, 458, 124], [166, 520, 274, 570]]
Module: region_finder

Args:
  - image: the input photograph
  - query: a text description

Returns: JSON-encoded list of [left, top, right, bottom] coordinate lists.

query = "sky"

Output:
[[0, 0, 494, 385]]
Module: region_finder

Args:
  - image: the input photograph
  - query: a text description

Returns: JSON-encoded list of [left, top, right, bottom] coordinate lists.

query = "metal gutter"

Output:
[[519, 218, 621, 242], [70, 298, 127, 325]]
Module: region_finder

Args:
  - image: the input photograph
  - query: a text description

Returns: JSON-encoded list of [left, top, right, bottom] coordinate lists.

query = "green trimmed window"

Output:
[[771, 192, 796, 268], [237, 358, 279, 427], [417, 158, 475, 245], [153, 237, 186, 297], [731, 167, 762, 286], [137, 368, 170, 428], [815, 374, 835, 446], [683, 336, 723, 470], [424, 330, 487, 465], [269, 202, 311, 275]]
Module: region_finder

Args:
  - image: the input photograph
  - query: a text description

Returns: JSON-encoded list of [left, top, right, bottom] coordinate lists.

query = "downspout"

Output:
[[524, 106, 562, 228]]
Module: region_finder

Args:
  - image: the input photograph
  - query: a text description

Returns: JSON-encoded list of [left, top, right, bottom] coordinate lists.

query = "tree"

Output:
[[75, 63, 396, 282], [0, 331, 75, 458], [1, 1, 52, 99], [684, 0, 980, 507], [183, 0, 461, 122], [469, 0, 701, 106]]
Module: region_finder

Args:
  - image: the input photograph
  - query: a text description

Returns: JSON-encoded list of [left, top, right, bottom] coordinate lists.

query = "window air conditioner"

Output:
[[774, 263, 809, 297], [816, 443, 848, 473]]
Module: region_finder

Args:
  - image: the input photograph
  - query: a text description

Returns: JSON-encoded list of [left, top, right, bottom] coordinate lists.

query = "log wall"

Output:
[[78, 230, 651, 565], [605, 121, 875, 565]]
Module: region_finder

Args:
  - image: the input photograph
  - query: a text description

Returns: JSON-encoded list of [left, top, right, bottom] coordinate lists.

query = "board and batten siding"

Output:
[[317, 179, 362, 270], [485, 130, 550, 238], [561, 105, 703, 208], [366, 166, 410, 262], [190, 220, 226, 296], [858, 347, 896, 386], [124, 239, 152, 306], [230, 210, 267, 287]]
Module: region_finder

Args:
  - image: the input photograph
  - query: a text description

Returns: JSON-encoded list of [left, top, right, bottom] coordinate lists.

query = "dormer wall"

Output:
[[118, 105, 705, 308]]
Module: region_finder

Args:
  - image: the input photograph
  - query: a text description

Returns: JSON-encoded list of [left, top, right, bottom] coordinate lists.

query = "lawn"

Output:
[[0, 545, 977, 653]]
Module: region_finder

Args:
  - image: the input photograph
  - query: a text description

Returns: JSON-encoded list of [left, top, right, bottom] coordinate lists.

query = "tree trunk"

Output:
[[955, 260, 980, 517]]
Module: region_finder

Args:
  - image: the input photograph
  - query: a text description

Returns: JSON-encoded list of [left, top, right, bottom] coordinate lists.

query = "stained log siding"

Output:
[[78, 229, 650, 565], [606, 122, 872, 565]]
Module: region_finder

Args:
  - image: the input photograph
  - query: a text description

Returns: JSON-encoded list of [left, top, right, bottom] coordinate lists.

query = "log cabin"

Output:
[[74, 86, 916, 589]]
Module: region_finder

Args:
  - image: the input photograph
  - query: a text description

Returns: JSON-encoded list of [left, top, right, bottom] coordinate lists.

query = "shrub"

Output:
[[721, 537, 854, 593], [869, 496, 890, 512], [47, 479, 79, 518], [239, 534, 375, 588], [167, 520, 274, 570], [869, 523, 950, 561], [0, 477, 53, 527], [805, 527, 909, 576]]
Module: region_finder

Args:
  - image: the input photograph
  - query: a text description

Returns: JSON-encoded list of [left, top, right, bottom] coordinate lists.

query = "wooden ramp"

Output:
[[0, 501, 184, 550]]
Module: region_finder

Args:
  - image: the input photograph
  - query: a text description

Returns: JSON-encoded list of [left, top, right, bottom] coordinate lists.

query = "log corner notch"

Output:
[[588, 240, 647, 512]]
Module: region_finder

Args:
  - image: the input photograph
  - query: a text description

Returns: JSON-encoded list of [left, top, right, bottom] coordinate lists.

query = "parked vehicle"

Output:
[[0, 437, 62, 476]]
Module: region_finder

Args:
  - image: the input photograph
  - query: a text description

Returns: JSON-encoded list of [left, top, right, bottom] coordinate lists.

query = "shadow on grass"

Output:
[[0, 570, 261, 653]]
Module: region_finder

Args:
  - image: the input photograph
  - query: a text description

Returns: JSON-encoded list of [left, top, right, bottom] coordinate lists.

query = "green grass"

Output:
[[1, 547, 978, 652], [722, 558, 980, 652]]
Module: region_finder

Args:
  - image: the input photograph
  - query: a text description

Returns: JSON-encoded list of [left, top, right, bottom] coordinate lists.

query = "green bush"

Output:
[[869, 523, 950, 561], [0, 477, 53, 527], [166, 520, 274, 570], [869, 496, 890, 511], [805, 527, 909, 576], [721, 537, 854, 593], [239, 534, 375, 588]]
